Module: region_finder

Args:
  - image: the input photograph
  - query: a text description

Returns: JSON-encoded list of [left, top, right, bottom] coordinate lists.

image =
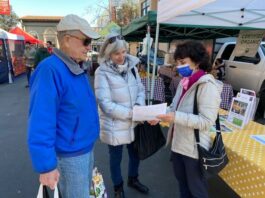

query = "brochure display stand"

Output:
[[227, 89, 256, 129]]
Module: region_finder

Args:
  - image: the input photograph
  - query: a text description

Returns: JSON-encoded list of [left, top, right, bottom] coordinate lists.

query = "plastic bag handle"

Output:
[[37, 184, 59, 198]]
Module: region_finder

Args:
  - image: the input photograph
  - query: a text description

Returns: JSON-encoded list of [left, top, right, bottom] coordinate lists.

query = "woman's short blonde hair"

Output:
[[99, 33, 128, 63]]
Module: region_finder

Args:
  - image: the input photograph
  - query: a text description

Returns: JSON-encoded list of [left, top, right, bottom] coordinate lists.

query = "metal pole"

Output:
[[146, 25, 151, 104], [150, 23, 160, 105], [211, 38, 216, 64], [3, 41, 13, 84]]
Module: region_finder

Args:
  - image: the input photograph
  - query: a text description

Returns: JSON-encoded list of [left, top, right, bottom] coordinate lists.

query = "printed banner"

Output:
[[0, 0, 10, 15], [233, 30, 265, 57]]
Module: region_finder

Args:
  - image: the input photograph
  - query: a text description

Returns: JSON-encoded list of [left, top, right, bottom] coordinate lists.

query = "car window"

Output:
[[221, 44, 235, 60], [233, 52, 260, 64]]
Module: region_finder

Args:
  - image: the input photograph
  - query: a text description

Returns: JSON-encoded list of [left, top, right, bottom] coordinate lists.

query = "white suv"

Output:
[[215, 42, 265, 94]]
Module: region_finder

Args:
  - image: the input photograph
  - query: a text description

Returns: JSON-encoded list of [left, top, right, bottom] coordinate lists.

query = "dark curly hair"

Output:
[[174, 40, 212, 72]]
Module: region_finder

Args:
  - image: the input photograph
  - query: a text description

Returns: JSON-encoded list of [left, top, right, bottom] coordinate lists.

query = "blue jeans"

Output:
[[57, 151, 94, 198], [171, 152, 208, 198], [108, 143, 139, 186]]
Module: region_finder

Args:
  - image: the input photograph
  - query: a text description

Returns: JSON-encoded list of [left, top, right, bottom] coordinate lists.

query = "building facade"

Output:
[[20, 16, 62, 47], [139, 0, 157, 16]]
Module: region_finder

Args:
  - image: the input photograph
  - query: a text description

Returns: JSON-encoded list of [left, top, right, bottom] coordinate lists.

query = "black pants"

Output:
[[171, 152, 208, 198], [108, 143, 139, 186], [26, 67, 32, 85]]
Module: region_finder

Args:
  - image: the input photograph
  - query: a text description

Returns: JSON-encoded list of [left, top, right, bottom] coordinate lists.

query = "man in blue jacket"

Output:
[[28, 14, 100, 198]]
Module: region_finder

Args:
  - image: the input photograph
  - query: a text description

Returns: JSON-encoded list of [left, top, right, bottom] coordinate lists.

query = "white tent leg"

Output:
[[8, 71, 13, 84], [150, 23, 160, 105], [3, 41, 13, 84], [146, 25, 151, 105]]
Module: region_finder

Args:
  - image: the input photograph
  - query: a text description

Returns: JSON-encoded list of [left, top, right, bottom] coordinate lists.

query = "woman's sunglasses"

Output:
[[67, 34, 92, 46], [108, 35, 124, 44]]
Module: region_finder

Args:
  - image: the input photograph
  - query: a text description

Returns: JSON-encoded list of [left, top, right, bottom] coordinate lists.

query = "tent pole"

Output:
[[146, 25, 151, 105], [211, 38, 216, 64], [150, 23, 160, 105], [3, 41, 13, 84]]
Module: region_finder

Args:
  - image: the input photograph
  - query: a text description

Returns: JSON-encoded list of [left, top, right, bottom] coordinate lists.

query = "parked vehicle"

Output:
[[215, 41, 265, 94], [87, 50, 99, 76]]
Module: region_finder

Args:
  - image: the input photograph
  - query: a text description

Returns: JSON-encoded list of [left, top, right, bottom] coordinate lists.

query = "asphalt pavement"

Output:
[[0, 74, 240, 198]]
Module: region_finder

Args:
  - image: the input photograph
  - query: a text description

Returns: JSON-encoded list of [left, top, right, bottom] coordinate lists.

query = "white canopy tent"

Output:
[[157, 0, 265, 29], [0, 28, 24, 40], [158, 0, 216, 25], [150, 0, 265, 103]]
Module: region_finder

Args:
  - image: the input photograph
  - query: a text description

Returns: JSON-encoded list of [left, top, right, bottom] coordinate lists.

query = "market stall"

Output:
[[9, 27, 43, 44], [0, 28, 25, 83], [144, 1, 265, 196], [122, 0, 265, 103]]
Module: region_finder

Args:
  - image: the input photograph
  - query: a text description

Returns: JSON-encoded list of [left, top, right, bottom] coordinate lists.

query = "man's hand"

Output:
[[157, 112, 175, 124], [39, 169, 60, 190]]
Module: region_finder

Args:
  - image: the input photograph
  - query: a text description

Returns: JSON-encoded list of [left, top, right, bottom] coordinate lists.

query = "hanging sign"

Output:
[[0, 0, 10, 15], [233, 30, 265, 57]]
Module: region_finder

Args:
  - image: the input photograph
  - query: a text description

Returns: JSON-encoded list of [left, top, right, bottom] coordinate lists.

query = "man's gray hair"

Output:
[[99, 36, 128, 63]]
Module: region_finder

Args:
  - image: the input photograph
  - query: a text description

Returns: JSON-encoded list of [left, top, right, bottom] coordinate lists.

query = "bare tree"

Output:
[[84, 0, 110, 28], [115, 0, 139, 26], [85, 0, 139, 28]]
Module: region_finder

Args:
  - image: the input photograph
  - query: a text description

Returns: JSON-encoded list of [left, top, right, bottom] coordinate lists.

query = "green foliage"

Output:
[[0, 6, 19, 31], [99, 22, 120, 36]]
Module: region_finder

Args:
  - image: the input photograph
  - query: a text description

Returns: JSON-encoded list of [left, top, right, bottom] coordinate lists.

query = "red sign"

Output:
[[0, 0, 10, 15]]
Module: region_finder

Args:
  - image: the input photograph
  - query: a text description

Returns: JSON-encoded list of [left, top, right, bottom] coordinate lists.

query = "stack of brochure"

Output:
[[227, 89, 256, 129]]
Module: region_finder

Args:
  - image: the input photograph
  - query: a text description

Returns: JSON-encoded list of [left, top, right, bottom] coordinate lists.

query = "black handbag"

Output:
[[193, 85, 229, 179], [133, 121, 166, 160]]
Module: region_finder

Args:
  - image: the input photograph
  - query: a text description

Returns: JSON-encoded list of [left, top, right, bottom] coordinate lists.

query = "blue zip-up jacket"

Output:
[[28, 48, 100, 173]]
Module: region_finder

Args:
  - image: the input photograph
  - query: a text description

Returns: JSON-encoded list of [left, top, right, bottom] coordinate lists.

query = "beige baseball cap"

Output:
[[57, 14, 100, 39]]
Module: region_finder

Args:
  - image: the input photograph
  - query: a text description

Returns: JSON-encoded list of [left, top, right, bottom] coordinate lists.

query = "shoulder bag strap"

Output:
[[193, 85, 200, 143], [193, 86, 221, 145]]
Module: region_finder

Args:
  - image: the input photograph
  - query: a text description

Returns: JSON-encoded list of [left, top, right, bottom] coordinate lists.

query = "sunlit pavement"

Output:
[[0, 74, 239, 198]]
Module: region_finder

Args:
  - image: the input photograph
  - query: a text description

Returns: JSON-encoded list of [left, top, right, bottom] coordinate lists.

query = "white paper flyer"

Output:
[[132, 103, 167, 121], [250, 135, 265, 145]]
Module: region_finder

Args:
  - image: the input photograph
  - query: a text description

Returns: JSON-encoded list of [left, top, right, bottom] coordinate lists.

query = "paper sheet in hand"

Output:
[[132, 103, 167, 121]]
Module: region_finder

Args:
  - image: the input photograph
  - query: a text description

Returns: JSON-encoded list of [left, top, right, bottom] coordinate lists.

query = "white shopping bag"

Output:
[[37, 184, 59, 198], [90, 167, 107, 198]]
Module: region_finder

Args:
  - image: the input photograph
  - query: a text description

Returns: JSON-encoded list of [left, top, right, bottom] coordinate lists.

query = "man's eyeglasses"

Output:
[[108, 35, 124, 44], [67, 34, 92, 46]]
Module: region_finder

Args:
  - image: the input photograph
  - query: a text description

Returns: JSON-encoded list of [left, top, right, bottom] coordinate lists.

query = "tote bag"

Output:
[[131, 67, 166, 160], [133, 121, 166, 160]]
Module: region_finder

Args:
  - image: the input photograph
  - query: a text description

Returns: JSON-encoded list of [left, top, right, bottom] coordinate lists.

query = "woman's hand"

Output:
[[157, 112, 175, 124], [147, 120, 160, 125]]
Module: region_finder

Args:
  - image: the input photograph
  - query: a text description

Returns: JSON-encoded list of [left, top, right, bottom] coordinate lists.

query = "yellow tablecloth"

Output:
[[219, 109, 265, 198]]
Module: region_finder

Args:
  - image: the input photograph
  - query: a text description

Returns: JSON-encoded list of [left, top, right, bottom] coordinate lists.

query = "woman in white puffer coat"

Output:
[[94, 33, 148, 198]]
